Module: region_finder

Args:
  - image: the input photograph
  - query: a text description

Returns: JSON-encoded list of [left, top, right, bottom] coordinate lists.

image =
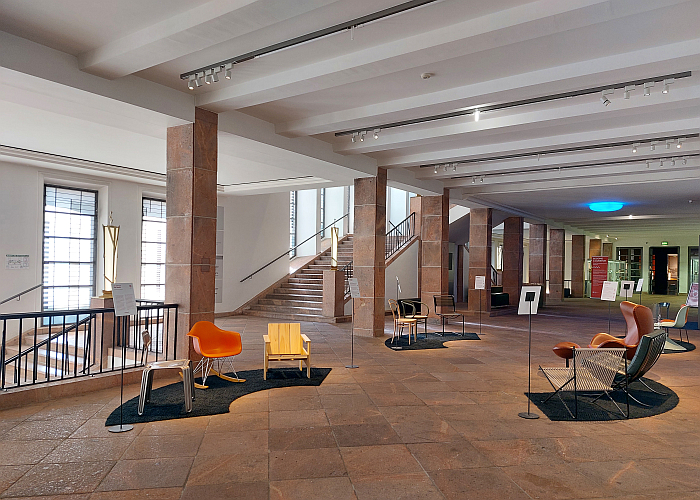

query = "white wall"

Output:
[[296, 189, 318, 257], [216, 191, 289, 313], [385, 240, 419, 309], [388, 187, 409, 228]]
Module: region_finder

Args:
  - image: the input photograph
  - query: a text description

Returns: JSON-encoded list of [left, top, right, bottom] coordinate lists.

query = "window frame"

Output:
[[140, 197, 167, 301]]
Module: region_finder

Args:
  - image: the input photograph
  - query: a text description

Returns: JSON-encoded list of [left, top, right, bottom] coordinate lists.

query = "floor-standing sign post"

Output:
[[346, 277, 360, 369], [518, 285, 542, 420], [601, 281, 619, 335], [108, 283, 137, 433], [475, 275, 486, 336], [636, 278, 644, 305]]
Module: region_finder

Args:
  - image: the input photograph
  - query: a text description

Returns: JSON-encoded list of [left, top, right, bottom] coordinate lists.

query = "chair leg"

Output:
[[299, 359, 303, 371], [264, 353, 268, 380], [307, 357, 310, 379], [138, 368, 150, 416], [182, 367, 193, 413]]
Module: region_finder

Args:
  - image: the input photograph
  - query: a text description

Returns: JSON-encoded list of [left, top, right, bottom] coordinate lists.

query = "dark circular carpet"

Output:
[[385, 331, 480, 350], [663, 338, 695, 354], [105, 367, 331, 426], [529, 377, 678, 421]]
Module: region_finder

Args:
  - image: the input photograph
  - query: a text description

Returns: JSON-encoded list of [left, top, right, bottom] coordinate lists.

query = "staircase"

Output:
[[244, 235, 353, 322]]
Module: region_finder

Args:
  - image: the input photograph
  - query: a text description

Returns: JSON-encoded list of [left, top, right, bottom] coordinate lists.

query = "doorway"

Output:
[[649, 246, 680, 295]]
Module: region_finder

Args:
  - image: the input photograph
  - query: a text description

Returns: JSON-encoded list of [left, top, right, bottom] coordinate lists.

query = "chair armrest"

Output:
[[263, 335, 270, 344], [589, 332, 620, 348], [301, 334, 311, 343]]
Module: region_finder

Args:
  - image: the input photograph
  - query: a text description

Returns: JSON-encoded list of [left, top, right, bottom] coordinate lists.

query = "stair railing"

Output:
[[240, 213, 349, 282], [0, 284, 42, 307], [385, 212, 415, 260]]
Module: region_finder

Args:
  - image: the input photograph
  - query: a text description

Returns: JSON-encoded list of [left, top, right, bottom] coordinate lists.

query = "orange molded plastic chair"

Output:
[[264, 323, 311, 380], [187, 321, 245, 388], [589, 302, 651, 359]]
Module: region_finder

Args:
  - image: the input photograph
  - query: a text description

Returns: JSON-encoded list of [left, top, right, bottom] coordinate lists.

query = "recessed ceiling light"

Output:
[[589, 202, 624, 212], [420, 72, 433, 80]]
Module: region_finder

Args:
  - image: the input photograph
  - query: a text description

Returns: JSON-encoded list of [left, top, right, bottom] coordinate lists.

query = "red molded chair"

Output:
[[187, 321, 245, 388], [589, 302, 652, 359]]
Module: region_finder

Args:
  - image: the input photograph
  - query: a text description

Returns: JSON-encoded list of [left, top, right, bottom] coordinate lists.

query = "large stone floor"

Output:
[[1, 298, 699, 499]]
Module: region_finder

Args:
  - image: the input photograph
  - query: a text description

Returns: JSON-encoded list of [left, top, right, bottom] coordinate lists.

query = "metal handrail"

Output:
[[240, 213, 349, 282], [0, 284, 42, 306], [385, 212, 415, 260]]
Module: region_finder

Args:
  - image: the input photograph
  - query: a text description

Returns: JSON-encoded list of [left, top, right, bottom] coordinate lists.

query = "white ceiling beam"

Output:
[[198, 0, 681, 109]]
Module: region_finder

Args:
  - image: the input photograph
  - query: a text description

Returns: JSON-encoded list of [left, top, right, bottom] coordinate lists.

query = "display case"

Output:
[[585, 259, 627, 297]]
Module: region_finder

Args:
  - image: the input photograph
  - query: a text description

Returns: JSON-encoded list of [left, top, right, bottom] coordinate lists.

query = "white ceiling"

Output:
[[1, 0, 699, 238]]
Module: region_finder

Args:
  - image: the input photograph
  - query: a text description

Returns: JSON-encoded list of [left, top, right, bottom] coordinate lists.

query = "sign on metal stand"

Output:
[[518, 285, 542, 420], [475, 275, 486, 336], [346, 278, 360, 369], [107, 283, 137, 434], [601, 280, 618, 335]]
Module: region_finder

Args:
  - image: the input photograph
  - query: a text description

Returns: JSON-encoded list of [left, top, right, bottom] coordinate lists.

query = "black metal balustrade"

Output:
[[385, 212, 415, 260], [1, 303, 178, 390]]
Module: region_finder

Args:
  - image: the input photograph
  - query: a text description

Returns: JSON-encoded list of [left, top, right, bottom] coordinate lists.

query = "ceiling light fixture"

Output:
[[224, 63, 233, 79], [351, 132, 358, 143], [600, 91, 612, 106], [660, 159, 664, 166], [453, 164, 457, 172], [187, 77, 196, 90], [644, 81, 654, 96], [335, 72, 691, 138], [434, 166, 438, 174], [683, 158, 688, 165], [181, 0, 442, 85], [623, 85, 635, 99], [373, 129, 380, 140], [662, 78, 674, 94], [480, 176, 484, 183], [360, 131, 366, 142], [650, 142, 656, 151], [632, 143, 638, 153], [474, 109, 480, 122], [589, 202, 624, 212], [666, 140, 671, 149], [195, 73, 204, 87], [671, 159, 676, 166], [677, 138, 683, 149], [472, 177, 476, 184]]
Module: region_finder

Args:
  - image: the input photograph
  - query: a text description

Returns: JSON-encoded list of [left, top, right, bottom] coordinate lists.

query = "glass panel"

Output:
[[141, 198, 166, 300]]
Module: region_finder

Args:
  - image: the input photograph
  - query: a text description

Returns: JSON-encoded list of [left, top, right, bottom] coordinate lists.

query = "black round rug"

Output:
[[105, 367, 331, 426], [385, 331, 480, 350], [663, 338, 696, 354], [529, 377, 678, 421]]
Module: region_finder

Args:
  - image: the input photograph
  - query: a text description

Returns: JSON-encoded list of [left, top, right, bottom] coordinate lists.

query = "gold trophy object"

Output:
[[330, 227, 339, 270], [101, 212, 119, 299]]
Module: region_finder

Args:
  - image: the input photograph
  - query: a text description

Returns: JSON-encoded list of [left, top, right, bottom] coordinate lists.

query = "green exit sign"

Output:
[[661, 241, 669, 246]]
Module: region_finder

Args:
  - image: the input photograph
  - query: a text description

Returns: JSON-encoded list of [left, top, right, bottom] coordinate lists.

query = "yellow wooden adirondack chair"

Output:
[[264, 323, 311, 380]]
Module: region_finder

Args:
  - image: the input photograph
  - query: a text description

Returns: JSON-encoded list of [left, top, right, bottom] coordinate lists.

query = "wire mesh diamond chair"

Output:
[[539, 347, 628, 419]]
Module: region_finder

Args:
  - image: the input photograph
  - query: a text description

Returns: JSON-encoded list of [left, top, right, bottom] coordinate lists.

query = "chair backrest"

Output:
[[398, 300, 415, 317], [267, 323, 303, 355], [388, 299, 401, 320], [620, 301, 638, 343], [188, 321, 242, 357], [626, 329, 667, 383], [632, 304, 655, 338], [433, 295, 455, 312], [140, 330, 151, 365], [674, 305, 689, 328], [573, 347, 626, 391]]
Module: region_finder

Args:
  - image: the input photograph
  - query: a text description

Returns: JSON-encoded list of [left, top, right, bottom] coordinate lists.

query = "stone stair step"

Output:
[[259, 298, 322, 307]]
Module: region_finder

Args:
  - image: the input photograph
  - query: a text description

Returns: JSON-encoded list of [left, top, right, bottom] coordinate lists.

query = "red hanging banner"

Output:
[[591, 256, 609, 299]]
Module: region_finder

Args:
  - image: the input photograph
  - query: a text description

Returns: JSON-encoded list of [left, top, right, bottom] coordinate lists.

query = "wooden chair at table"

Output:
[[388, 299, 416, 345], [264, 323, 311, 380]]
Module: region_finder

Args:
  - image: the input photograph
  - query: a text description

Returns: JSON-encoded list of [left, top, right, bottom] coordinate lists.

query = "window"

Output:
[[319, 188, 325, 237], [141, 198, 166, 301], [289, 191, 297, 258], [42, 185, 98, 311]]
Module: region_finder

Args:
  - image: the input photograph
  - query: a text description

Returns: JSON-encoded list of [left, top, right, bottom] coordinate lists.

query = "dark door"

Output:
[[649, 247, 680, 294]]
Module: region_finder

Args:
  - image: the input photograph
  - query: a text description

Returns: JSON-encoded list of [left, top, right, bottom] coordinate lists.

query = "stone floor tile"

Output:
[[340, 444, 422, 478], [197, 430, 268, 456], [268, 409, 328, 429], [269, 447, 346, 480], [139, 416, 210, 436], [270, 477, 357, 500], [4, 419, 86, 441], [96, 457, 193, 491], [121, 432, 204, 460], [332, 423, 402, 447], [28, 404, 104, 421], [429, 467, 531, 500], [407, 439, 493, 470], [2, 461, 114, 497], [0, 465, 32, 495], [179, 481, 269, 500], [0, 440, 61, 466], [268, 426, 336, 451], [502, 462, 612, 499], [325, 406, 386, 426], [89, 487, 183, 499], [351, 472, 444, 500], [186, 453, 268, 485], [42, 437, 132, 463], [268, 395, 322, 411]]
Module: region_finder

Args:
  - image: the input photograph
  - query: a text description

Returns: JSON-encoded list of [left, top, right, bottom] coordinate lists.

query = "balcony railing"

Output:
[[1, 303, 178, 390], [386, 212, 416, 260]]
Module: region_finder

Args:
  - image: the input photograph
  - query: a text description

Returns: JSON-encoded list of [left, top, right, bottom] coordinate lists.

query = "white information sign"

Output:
[[635, 279, 644, 292], [620, 280, 635, 299], [600, 281, 618, 302], [348, 278, 360, 299], [518, 286, 541, 315], [112, 283, 137, 317], [5, 254, 29, 270], [475, 275, 486, 290]]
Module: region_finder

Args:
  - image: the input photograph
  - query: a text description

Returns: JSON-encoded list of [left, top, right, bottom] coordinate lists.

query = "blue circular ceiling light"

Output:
[[588, 201, 624, 212]]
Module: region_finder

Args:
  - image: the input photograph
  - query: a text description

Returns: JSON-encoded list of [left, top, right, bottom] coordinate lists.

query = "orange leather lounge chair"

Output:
[[187, 321, 246, 388], [588, 301, 653, 359]]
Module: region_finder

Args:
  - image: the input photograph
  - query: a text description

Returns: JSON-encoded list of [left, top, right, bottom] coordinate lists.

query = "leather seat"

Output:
[[589, 301, 652, 359]]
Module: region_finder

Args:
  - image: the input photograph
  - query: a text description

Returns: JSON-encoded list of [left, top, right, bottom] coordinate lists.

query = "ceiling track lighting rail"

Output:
[[422, 133, 698, 170], [180, 0, 441, 84], [336, 71, 691, 138], [453, 152, 700, 183]]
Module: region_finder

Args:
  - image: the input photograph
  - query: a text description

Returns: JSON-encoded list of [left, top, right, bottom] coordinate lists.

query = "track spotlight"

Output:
[[351, 132, 358, 143], [211, 71, 219, 83], [188, 76, 196, 90], [662, 78, 674, 94], [474, 109, 480, 122], [444, 165, 448, 171], [434, 166, 438, 174], [224, 63, 232, 80], [623, 85, 635, 99], [453, 164, 457, 172], [666, 140, 671, 150], [195, 73, 204, 87], [643, 81, 654, 96], [205, 74, 212, 85], [650, 142, 656, 151], [472, 177, 476, 184], [671, 159, 676, 166], [600, 91, 611, 106], [632, 143, 638, 153], [480, 176, 484, 183], [360, 131, 366, 142], [683, 158, 688, 165], [677, 138, 682, 149], [373, 129, 380, 140], [660, 159, 664, 166], [646, 161, 650, 169]]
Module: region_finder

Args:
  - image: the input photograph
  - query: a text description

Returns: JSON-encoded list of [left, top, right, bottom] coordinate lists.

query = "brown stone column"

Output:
[[528, 224, 547, 285], [468, 208, 492, 313], [589, 239, 602, 258], [549, 228, 565, 302], [571, 235, 585, 298], [353, 169, 386, 337], [456, 245, 465, 303], [165, 108, 218, 360], [502, 217, 523, 306], [409, 195, 423, 297], [322, 270, 344, 318], [420, 190, 449, 317]]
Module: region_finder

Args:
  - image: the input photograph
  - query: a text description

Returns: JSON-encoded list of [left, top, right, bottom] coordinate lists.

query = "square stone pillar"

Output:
[[323, 270, 345, 318], [549, 228, 565, 302], [528, 224, 547, 285], [589, 239, 602, 258], [468, 208, 492, 313], [352, 169, 386, 337], [502, 217, 523, 306], [456, 244, 465, 303], [420, 190, 449, 317], [165, 108, 218, 360], [571, 235, 585, 298]]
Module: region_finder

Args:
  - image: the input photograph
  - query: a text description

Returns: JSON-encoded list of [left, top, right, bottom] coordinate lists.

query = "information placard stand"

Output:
[[518, 286, 541, 420], [108, 283, 137, 433], [475, 276, 486, 336], [346, 278, 360, 369], [601, 281, 618, 335], [636, 279, 644, 305]]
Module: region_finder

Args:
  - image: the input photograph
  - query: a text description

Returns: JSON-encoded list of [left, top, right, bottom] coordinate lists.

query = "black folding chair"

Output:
[[433, 295, 465, 336]]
